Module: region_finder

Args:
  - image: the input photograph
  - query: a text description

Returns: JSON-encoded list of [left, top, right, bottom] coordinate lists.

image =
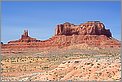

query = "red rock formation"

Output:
[[1, 21, 120, 53], [8, 30, 41, 44], [55, 21, 112, 37]]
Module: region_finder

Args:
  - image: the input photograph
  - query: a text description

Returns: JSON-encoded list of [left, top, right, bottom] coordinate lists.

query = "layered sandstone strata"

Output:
[[55, 21, 112, 37], [1, 21, 120, 53]]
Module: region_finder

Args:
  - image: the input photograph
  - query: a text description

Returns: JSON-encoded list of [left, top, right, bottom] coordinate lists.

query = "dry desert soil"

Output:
[[1, 44, 121, 81]]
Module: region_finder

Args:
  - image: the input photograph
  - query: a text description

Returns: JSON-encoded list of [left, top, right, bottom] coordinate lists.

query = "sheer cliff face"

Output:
[[55, 21, 112, 37]]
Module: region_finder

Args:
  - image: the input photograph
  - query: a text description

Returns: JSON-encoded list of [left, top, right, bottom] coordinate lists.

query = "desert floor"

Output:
[[1, 45, 121, 81]]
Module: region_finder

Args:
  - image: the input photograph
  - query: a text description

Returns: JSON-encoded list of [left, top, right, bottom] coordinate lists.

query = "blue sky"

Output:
[[1, 1, 121, 43]]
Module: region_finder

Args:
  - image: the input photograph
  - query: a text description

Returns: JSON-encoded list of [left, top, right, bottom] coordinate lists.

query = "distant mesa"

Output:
[[55, 21, 112, 37], [1, 21, 120, 53]]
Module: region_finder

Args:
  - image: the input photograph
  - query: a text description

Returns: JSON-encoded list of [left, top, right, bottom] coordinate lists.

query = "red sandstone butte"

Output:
[[55, 21, 112, 37], [1, 21, 121, 53]]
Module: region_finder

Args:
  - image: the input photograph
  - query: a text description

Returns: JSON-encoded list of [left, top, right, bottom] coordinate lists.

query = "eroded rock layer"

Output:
[[55, 21, 112, 37], [1, 21, 120, 53]]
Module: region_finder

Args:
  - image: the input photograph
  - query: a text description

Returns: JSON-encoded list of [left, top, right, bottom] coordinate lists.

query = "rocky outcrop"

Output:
[[1, 21, 120, 53], [8, 30, 41, 44], [55, 21, 112, 37]]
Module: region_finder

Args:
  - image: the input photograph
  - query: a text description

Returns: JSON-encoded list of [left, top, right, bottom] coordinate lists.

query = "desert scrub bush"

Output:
[[79, 54, 93, 58], [65, 55, 68, 58], [42, 66, 49, 70]]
